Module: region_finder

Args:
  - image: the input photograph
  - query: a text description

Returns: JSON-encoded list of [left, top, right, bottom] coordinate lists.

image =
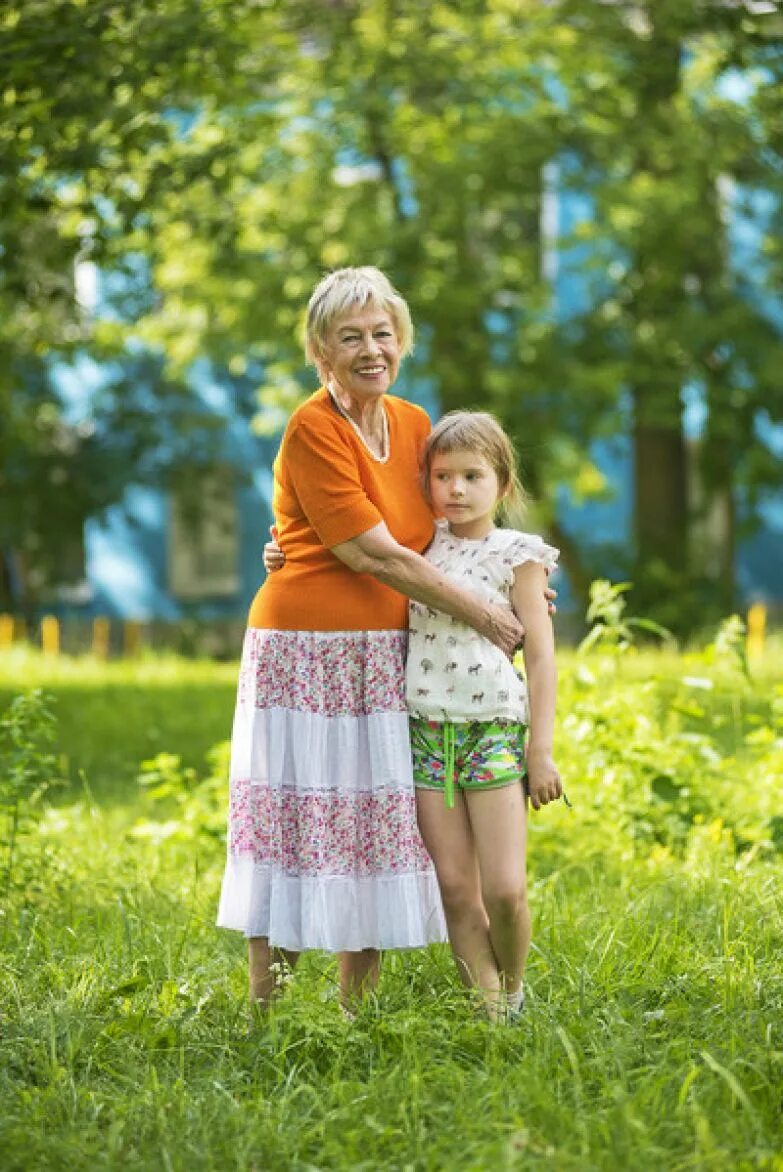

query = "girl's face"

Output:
[[320, 304, 401, 403], [428, 448, 503, 540]]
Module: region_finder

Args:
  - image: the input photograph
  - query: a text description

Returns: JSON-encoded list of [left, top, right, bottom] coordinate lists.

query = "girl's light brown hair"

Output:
[[421, 410, 528, 526]]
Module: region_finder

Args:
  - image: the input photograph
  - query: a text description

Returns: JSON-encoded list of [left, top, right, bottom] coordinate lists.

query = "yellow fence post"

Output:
[[92, 616, 111, 659], [123, 619, 141, 658], [41, 615, 60, 655], [746, 602, 767, 661], [0, 614, 14, 649]]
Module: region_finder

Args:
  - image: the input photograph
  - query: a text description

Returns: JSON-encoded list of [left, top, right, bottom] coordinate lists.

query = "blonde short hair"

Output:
[[422, 410, 528, 525], [304, 266, 414, 365]]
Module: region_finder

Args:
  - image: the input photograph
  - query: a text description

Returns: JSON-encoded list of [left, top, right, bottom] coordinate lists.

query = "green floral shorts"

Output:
[[410, 717, 527, 809]]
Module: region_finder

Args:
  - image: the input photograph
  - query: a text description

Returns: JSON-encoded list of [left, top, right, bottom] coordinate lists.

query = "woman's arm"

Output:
[[512, 561, 562, 810], [331, 522, 525, 657], [263, 526, 559, 614]]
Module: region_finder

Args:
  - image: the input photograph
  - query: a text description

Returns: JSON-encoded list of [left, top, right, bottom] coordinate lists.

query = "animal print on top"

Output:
[[405, 523, 559, 723]]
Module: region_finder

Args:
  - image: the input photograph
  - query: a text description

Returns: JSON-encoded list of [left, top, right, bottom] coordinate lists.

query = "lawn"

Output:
[[1, 632, 782, 1171]]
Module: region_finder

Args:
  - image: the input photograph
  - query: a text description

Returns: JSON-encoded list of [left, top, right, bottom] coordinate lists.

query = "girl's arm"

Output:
[[331, 522, 525, 658], [512, 561, 562, 810]]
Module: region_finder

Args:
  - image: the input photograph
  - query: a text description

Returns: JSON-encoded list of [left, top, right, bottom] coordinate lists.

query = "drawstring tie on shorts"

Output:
[[443, 721, 456, 809]]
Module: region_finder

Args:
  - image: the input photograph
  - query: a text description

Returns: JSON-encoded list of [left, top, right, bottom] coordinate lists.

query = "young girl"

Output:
[[406, 410, 562, 1022]]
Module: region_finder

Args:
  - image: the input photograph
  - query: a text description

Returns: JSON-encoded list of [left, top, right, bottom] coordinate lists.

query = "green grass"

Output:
[[1, 644, 782, 1170], [0, 649, 237, 802]]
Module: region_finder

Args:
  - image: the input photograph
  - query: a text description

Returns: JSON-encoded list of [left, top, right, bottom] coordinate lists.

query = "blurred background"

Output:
[[1, 0, 782, 653]]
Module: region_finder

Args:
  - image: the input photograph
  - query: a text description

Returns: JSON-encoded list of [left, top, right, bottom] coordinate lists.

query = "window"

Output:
[[169, 470, 239, 599]]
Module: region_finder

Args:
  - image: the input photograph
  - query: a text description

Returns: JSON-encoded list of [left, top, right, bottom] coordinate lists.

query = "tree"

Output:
[[95, 0, 624, 583], [0, 0, 285, 609], [551, 0, 783, 624], [2, 0, 781, 625]]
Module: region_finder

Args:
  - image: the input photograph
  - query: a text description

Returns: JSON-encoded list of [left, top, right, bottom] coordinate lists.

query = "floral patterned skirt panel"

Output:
[[216, 628, 447, 951]]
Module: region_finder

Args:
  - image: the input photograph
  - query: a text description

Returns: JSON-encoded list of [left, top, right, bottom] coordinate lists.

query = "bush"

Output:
[[0, 689, 61, 891]]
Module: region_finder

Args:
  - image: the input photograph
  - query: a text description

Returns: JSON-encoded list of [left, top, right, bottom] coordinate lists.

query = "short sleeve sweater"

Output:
[[248, 388, 434, 632], [405, 523, 559, 723]]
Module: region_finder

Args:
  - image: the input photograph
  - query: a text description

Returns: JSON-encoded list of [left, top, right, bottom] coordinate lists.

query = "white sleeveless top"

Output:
[[405, 523, 559, 724]]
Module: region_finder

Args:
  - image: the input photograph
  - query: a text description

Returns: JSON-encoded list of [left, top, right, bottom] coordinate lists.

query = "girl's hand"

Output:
[[525, 746, 562, 810], [263, 526, 286, 573]]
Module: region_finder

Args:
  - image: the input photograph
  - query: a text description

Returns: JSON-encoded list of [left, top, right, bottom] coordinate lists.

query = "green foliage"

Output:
[[135, 743, 229, 845], [550, 1, 783, 616], [557, 654, 781, 863], [2, 1, 781, 621], [710, 613, 751, 682], [0, 687, 60, 890], [579, 578, 674, 653], [0, 0, 282, 607]]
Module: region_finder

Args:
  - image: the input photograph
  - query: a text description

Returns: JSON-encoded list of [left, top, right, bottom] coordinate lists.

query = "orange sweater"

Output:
[[248, 389, 434, 632]]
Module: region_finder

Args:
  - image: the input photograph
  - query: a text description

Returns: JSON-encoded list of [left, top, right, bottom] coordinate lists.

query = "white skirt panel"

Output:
[[217, 628, 447, 951], [217, 860, 446, 952], [231, 705, 419, 794]]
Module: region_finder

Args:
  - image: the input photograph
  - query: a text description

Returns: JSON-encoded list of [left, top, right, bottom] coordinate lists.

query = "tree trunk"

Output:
[[633, 407, 689, 578], [628, 13, 689, 612]]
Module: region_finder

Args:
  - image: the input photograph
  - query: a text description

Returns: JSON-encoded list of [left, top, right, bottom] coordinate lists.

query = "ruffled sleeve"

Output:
[[500, 530, 560, 572]]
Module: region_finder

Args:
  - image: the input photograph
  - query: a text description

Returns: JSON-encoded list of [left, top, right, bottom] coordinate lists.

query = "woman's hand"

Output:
[[545, 580, 557, 615], [263, 526, 285, 574], [525, 746, 562, 811], [481, 603, 526, 659]]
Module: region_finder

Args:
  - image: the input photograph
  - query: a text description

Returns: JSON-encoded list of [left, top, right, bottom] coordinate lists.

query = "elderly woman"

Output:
[[217, 266, 527, 1008]]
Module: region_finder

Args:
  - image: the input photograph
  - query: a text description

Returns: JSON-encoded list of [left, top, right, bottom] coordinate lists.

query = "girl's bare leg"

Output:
[[248, 937, 300, 1005], [416, 788, 504, 1019], [339, 949, 381, 1009], [465, 782, 529, 998]]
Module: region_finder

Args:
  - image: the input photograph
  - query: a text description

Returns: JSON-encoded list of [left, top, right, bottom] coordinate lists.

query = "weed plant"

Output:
[[0, 627, 781, 1171]]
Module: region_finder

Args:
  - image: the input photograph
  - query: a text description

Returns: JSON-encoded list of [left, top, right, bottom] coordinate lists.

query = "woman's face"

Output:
[[320, 304, 401, 402]]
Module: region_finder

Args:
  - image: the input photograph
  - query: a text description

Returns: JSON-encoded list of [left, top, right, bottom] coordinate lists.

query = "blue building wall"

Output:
[[53, 352, 280, 621]]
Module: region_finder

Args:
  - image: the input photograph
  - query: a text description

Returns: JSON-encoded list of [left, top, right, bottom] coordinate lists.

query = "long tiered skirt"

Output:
[[216, 628, 447, 952]]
